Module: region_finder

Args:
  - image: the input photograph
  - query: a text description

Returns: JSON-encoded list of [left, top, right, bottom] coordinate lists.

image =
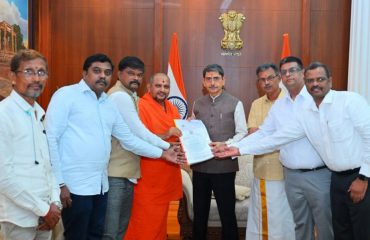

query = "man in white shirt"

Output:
[[214, 61, 370, 240], [103, 56, 176, 240], [0, 49, 61, 240], [45, 53, 180, 240], [239, 57, 332, 239]]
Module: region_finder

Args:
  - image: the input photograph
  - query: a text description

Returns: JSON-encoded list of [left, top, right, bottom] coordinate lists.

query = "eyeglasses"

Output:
[[257, 75, 278, 83], [280, 67, 301, 76], [16, 69, 48, 78], [92, 67, 113, 76], [304, 77, 328, 84]]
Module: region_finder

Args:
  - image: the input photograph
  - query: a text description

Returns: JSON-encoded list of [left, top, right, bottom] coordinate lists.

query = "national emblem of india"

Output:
[[219, 10, 246, 50]]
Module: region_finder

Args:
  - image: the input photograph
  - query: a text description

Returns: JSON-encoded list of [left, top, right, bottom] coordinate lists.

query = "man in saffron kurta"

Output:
[[125, 73, 183, 240]]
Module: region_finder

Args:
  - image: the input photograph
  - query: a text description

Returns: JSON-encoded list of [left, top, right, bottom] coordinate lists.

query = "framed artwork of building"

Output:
[[0, 0, 31, 99]]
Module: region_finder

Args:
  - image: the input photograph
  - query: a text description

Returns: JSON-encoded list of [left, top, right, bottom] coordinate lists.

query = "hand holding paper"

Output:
[[174, 119, 213, 165]]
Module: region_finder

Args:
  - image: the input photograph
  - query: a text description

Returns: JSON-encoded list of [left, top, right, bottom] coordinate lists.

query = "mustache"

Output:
[[27, 83, 43, 89], [310, 86, 322, 91], [96, 79, 108, 86], [129, 80, 140, 86]]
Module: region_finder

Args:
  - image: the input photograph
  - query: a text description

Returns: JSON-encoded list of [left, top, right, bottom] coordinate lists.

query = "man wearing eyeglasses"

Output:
[[276, 57, 333, 240], [214, 61, 370, 240], [213, 57, 333, 240], [249, 57, 333, 240], [103, 57, 180, 240], [45, 53, 180, 240], [246, 63, 296, 239], [191, 64, 247, 240], [0, 49, 61, 239]]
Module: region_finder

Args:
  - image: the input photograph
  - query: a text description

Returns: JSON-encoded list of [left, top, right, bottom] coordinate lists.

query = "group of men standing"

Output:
[[0, 50, 185, 240], [0, 49, 245, 240], [214, 57, 370, 240], [243, 57, 333, 240], [1, 48, 369, 240]]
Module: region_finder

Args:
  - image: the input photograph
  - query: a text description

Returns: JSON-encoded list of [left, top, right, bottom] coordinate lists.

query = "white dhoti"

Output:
[[246, 177, 295, 240]]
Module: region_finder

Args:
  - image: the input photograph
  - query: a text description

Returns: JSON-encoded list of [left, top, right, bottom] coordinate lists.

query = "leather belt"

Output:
[[298, 165, 327, 172], [332, 167, 360, 176]]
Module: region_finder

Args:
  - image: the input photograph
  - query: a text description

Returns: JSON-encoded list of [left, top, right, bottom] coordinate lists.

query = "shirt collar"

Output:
[[10, 90, 45, 120], [115, 81, 138, 100], [78, 79, 108, 101], [321, 89, 334, 104], [305, 89, 334, 111], [263, 88, 284, 103], [291, 85, 310, 100], [209, 91, 224, 102], [283, 86, 309, 104]]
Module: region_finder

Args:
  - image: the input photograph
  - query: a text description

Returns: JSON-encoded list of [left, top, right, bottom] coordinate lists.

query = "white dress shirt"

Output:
[[192, 95, 247, 144], [109, 85, 170, 150], [246, 86, 324, 169], [46, 80, 164, 195], [236, 90, 370, 177], [0, 91, 59, 227]]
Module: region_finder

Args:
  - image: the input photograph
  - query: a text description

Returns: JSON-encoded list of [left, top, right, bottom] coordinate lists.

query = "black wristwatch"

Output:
[[358, 174, 369, 181]]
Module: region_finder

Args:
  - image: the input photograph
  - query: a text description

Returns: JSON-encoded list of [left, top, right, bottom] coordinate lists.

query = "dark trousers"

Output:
[[331, 171, 370, 240], [62, 193, 108, 240], [192, 171, 238, 240]]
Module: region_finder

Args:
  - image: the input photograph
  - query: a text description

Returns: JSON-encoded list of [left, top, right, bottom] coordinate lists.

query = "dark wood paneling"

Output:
[[32, 0, 51, 109], [309, 0, 351, 90], [34, 0, 156, 108], [153, 0, 164, 72], [32, 0, 351, 114], [301, 0, 311, 65], [162, 0, 303, 114]]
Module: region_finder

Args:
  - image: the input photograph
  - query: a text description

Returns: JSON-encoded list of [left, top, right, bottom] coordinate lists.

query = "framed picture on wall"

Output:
[[0, 0, 31, 99]]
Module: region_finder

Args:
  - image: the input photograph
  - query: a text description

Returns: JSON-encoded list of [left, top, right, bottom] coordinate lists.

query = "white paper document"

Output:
[[174, 119, 214, 165]]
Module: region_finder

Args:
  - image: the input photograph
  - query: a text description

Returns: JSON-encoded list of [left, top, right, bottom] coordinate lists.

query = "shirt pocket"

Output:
[[327, 118, 353, 142]]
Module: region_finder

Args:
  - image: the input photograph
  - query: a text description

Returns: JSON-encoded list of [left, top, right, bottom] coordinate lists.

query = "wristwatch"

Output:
[[52, 201, 63, 211], [358, 174, 369, 181]]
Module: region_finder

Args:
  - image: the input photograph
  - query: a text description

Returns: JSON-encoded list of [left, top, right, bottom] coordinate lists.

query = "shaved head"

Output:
[[149, 73, 170, 85], [148, 73, 171, 104]]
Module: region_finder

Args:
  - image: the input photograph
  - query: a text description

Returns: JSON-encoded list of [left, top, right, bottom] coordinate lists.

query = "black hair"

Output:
[[202, 64, 224, 78], [279, 56, 303, 70], [118, 56, 145, 72], [83, 53, 114, 71], [305, 61, 332, 78], [10, 49, 48, 72], [256, 63, 279, 76]]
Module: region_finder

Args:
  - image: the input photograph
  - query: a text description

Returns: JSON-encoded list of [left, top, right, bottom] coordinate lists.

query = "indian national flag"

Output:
[[280, 33, 292, 93], [167, 33, 188, 119], [281, 33, 291, 59]]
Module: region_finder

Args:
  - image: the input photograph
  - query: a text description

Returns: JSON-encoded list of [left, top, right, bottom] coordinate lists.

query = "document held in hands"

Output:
[[174, 119, 214, 165]]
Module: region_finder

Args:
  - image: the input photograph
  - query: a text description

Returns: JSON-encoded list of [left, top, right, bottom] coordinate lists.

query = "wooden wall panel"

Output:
[[310, 0, 351, 90], [162, 0, 303, 113], [34, 0, 156, 108], [32, 0, 351, 115]]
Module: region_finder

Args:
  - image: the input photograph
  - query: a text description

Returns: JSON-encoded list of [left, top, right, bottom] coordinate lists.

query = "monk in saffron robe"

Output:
[[124, 73, 183, 240]]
